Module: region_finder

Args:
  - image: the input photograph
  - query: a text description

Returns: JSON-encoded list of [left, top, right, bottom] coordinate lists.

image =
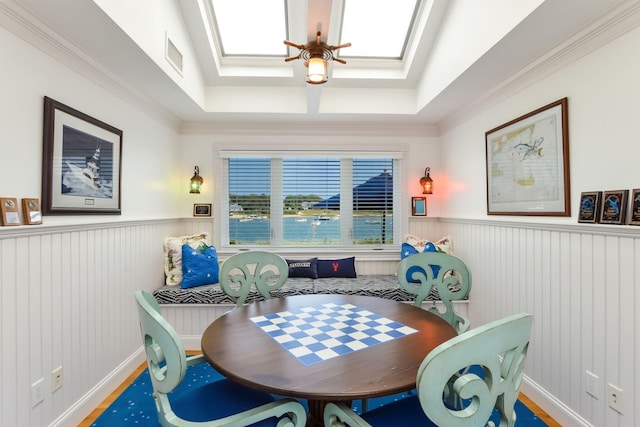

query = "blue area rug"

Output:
[[92, 362, 548, 426]]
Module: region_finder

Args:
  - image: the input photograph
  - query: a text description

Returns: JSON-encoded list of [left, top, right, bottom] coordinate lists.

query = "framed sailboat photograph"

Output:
[[42, 96, 122, 214]]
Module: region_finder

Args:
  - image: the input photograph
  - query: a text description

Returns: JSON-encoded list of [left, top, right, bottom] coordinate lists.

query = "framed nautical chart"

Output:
[[42, 97, 122, 214], [485, 98, 570, 216]]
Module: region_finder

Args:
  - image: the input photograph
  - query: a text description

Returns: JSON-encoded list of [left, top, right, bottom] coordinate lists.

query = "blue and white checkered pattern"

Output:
[[250, 301, 418, 366]]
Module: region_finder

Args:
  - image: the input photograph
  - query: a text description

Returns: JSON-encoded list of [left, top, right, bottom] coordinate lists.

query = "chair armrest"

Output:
[[324, 402, 372, 427]]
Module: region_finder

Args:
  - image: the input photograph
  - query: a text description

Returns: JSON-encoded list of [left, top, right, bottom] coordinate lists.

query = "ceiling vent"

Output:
[[165, 33, 183, 76]]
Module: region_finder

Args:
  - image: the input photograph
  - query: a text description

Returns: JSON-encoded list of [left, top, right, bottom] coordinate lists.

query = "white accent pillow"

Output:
[[404, 234, 453, 254], [163, 232, 210, 286]]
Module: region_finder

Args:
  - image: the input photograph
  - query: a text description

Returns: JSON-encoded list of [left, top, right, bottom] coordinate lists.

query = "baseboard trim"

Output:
[[521, 376, 593, 427], [48, 348, 145, 427], [182, 335, 204, 350]]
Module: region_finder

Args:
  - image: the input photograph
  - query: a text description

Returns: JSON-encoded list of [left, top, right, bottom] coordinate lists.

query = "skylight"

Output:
[[211, 0, 288, 56], [339, 0, 419, 59]]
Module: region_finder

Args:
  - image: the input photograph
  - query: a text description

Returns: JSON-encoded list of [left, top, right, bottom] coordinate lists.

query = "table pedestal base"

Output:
[[307, 400, 352, 427]]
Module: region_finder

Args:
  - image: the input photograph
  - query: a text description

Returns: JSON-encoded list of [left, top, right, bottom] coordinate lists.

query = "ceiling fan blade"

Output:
[[285, 54, 302, 62], [333, 57, 347, 64], [284, 40, 306, 50], [330, 42, 352, 50]]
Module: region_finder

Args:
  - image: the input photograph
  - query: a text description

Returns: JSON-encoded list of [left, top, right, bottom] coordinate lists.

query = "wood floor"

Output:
[[78, 354, 562, 427]]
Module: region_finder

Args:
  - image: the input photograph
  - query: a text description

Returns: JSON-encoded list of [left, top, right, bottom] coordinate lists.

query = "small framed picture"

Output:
[[0, 197, 21, 226], [411, 197, 426, 216], [629, 188, 640, 226], [577, 191, 602, 224], [193, 203, 212, 217], [22, 198, 43, 225], [600, 190, 629, 225]]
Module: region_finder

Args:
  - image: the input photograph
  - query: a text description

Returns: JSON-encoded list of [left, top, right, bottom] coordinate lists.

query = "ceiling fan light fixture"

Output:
[[284, 31, 351, 85], [306, 56, 328, 84]]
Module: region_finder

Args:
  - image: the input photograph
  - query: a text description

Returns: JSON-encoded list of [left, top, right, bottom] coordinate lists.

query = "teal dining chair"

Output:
[[324, 313, 533, 427], [219, 251, 289, 308], [397, 251, 472, 333], [134, 290, 306, 427]]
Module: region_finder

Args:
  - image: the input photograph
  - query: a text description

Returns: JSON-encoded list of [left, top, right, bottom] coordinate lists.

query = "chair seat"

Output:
[[361, 392, 515, 427], [171, 378, 279, 426], [361, 395, 433, 426]]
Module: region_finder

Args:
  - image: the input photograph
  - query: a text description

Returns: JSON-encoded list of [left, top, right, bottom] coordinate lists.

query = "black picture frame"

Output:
[[193, 203, 212, 217], [629, 188, 640, 226], [600, 190, 629, 225], [485, 98, 570, 216], [42, 97, 122, 214], [578, 191, 602, 224]]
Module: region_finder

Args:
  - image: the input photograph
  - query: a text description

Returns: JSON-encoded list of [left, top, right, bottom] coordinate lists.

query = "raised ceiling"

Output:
[[4, 0, 630, 130]]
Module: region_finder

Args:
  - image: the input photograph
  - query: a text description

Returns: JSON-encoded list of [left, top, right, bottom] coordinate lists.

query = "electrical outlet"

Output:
[[585, 370, 600, 398], [31, 378, 44, 406], [607, 383, 623, 414], [51, 366, 63, 392]]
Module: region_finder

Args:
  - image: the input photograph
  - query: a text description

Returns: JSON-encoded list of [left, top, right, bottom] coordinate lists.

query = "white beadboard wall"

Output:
[[441, 218, 640, 427], [12, 215, 637, 427], [0, 219, 185, 427]]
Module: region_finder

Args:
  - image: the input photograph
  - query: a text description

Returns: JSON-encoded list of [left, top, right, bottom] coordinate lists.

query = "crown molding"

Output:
[[180, 120, 439, 137], [0, 1, 183, 130]]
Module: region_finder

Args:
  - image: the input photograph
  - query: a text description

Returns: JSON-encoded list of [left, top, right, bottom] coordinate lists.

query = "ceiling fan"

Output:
[[284, 31, 351, 84]]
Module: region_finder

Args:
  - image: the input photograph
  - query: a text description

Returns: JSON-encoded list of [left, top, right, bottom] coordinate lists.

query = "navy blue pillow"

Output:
[[181, 244, 220, 289], [286, 258, 318, 279], [400, 242, 440, 283], [317, 257, 357, 278]]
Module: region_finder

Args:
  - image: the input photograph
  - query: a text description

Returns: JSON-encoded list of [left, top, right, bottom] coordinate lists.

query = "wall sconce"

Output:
[[419, 167, 433, 194], [189, 166, 203, 194]]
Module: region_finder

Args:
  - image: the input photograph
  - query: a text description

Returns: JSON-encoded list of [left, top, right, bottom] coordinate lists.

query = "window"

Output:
[[222, 153, 400, 247], [340, 0, 420, 59]]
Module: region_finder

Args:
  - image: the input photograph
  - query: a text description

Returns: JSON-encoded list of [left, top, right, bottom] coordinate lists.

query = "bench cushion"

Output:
[[152, 275, 442, 305]]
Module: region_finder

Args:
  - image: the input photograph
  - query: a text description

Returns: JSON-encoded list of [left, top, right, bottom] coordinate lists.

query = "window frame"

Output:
[[219, 149, 404, 251]]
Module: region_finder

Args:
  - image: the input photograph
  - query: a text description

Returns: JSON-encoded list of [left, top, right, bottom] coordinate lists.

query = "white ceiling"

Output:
[[6, 0, 630, 131]]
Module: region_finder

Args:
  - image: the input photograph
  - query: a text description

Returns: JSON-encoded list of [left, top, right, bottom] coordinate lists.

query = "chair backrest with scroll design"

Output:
[[135, 290, 307, 427], [417, 312, 533, 427], [219, 251, 289, 308], [397, 251, 472, 333], [324, 313, 533, 427]]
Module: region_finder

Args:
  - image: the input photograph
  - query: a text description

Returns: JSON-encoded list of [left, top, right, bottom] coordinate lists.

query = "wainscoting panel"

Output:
[[407, 216, 445, 242], [442, 219, 640, 427], [0, 220, 181, 427]]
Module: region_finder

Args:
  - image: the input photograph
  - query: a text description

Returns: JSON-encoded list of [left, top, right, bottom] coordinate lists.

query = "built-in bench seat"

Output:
[[152, 275, 443, 305]]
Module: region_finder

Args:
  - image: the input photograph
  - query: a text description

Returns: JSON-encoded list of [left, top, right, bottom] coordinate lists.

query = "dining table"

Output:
[[201, 294, 457, 427]]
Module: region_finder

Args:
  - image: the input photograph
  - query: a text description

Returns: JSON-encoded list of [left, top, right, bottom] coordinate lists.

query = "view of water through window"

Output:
[[227, 157, 395, 245]]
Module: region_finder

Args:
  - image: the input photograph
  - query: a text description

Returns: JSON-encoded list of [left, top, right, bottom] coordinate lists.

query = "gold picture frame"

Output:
[[0, 197, 21, 226], [22, 198, 43, 225]]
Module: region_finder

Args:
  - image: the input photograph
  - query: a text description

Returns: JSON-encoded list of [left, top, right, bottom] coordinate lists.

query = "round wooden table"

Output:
[[201, 294, 457, 427]]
